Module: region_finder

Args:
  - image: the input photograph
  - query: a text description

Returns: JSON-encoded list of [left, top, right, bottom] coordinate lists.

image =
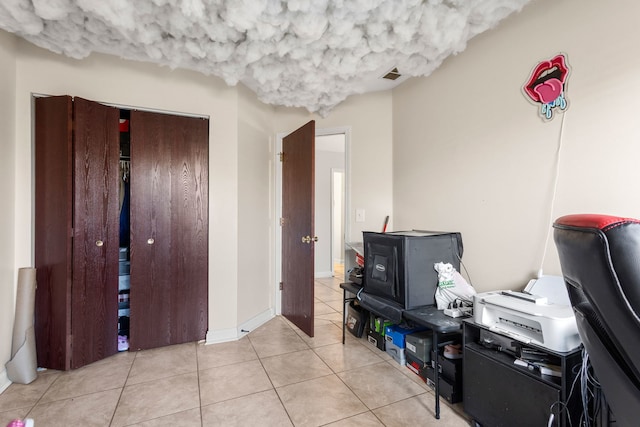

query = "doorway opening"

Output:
[[315, 133, 346, 279], [331, 168, 345, 279]]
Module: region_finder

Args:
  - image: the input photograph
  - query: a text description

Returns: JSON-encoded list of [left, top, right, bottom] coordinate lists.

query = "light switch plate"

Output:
[[355, 208, 365, 222]]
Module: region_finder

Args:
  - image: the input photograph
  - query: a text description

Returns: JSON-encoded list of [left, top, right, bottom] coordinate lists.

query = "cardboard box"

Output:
[[405, 352, 429, 375], [371, 316, 393, 335], [437, 353, 463, 384], [367, 328, 385, 351], [422, 365, 463, 404], [419, 352, 463, 386], [384, 324, 428, 348]]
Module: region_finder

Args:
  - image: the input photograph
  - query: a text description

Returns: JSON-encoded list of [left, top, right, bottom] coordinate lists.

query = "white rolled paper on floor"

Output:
[[5, 267, 38, 384]]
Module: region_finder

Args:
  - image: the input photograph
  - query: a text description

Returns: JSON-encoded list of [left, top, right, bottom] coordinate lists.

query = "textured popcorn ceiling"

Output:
[[0, 0, 531, 115]]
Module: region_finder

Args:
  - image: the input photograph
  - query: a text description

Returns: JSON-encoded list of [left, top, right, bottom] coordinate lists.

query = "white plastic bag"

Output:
[[434, 262, 477, 310]]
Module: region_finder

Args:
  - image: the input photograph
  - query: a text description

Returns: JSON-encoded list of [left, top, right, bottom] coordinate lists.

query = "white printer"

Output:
[[473, 276, 581, 352]]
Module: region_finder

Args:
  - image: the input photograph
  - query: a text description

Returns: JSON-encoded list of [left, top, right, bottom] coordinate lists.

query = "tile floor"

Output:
[[0, 273, 472, 426]]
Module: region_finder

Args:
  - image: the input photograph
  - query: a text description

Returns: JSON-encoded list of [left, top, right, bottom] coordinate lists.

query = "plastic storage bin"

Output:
[[406, 331, 433, 363], [386, 340, 406, 365], [384, 324, 428, 348]]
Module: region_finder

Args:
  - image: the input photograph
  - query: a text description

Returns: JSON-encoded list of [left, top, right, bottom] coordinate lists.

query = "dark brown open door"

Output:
[[129, 110, 208, 351], [70, 98, 121, 368], [282, 121, 315, 337]]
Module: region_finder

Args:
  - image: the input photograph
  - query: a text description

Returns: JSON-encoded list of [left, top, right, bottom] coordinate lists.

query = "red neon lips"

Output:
[[523, 54, 568, 104]]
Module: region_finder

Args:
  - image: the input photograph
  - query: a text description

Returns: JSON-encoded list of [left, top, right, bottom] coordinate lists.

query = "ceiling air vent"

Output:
[[382, 67, 402, 80]]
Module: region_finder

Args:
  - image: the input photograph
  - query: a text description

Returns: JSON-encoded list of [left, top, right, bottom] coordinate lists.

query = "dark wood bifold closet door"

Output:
[[129, 110, 209, 351], [35, 96, 120, 370], [35, 96, 74, 370], [71, 98, 121, 368]]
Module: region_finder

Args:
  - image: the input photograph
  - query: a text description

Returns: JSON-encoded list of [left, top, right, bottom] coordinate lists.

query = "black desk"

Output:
[[339, 281, 362, 344], [403, 306, 464, 419], [339, 282, 465, 420]]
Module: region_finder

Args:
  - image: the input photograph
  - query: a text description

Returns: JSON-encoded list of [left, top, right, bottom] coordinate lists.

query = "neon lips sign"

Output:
[[523, 54, 570, 121]]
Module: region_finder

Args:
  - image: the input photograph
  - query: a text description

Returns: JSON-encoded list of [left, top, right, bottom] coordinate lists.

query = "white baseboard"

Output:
[[0, 368, 11, 394], [314, 271, 333, 278], [205, 328, 238, 345], [204, 308, 275, 345], [238, 309, 274, 336]]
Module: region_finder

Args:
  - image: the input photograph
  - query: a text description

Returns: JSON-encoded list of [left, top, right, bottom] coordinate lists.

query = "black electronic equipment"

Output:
[[362, 230, 463, 309]]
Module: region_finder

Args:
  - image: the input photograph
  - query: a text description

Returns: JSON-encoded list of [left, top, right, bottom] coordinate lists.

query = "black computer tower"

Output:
[[362, 230, 463, 309]]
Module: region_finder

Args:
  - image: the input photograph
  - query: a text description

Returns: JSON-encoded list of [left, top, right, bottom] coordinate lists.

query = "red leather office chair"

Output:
[[553, 214, 640, 427]]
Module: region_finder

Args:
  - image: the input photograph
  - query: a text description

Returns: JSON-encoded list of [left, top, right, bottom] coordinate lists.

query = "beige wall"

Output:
[[392, 0, 640, 291], [237, 84, 276, 327], [275, 90, 395, 244], [0, 30, 16, 391]]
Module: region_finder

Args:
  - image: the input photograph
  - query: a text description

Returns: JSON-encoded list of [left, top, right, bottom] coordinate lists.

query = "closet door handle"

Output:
[[95, 240, 104, 247], [147, 238, 155, 245]]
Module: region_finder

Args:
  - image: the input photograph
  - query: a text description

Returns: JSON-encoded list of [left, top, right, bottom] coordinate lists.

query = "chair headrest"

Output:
[[554, 214, 640, 231]]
